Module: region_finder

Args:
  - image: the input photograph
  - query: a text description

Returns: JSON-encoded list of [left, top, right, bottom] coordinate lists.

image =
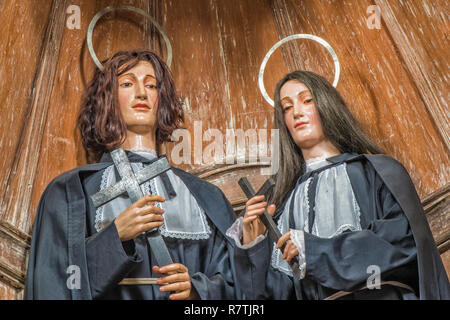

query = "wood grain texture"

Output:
[[375, 0, 450, 151], [1, 0, 68, 235], [423, 184, 450, 251], [441, 250, 450, 280], [0, 280, 17, 300], [162, 0, 235, 171], [0, 0, 53, 227]]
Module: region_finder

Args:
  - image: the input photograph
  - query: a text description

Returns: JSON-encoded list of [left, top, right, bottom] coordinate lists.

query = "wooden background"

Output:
[[0, 0, 448, 299]]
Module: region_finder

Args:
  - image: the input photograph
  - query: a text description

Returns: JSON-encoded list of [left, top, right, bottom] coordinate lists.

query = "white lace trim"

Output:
[[160, 227, 211, 240], [352, 189, 362, 231], [225, 217, 267, 249], [290, 229, 306, 279], [160, 216, 212, 240], [303, 178, 312, 233], [271, 244, 293, 276]]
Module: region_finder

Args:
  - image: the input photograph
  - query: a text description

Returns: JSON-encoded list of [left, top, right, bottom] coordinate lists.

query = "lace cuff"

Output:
[[290, 229, 307, 279], [226, 217, 267, 249]]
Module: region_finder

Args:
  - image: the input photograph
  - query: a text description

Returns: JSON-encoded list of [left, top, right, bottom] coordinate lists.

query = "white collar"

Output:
[[128, 147, 158, 160], [305, 156, 331, 172]]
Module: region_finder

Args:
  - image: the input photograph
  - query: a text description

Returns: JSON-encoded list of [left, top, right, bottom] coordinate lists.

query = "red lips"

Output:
[[132, 104, 150, 110], [295, 121, 308, 128]]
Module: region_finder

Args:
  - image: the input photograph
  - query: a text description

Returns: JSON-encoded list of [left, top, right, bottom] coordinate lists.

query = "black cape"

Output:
[[25, 152, 241, 300], [233, 153, 449, 300]]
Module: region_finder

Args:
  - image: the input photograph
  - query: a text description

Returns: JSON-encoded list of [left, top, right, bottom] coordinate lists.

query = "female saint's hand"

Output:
[[276, 232, 299, 262], [242, 195, 276, 245]]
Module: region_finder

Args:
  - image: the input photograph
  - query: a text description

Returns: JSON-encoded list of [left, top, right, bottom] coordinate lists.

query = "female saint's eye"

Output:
[[282, 105, 293, 113], [120, 82, 132, 87], [146, 84, 157, 89], [304, 98, 313, 104]]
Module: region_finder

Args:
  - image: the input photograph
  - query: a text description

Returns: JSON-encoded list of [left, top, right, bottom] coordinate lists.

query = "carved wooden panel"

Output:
[[0, 0, 448, 299]]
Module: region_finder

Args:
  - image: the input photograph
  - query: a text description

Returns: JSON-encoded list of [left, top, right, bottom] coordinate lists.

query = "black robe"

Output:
[[233, 153, 450, 300], [25, 152, 241, 300]]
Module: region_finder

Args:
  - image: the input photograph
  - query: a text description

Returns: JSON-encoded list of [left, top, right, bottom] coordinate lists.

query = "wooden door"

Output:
[[0, 0, 448, 299]]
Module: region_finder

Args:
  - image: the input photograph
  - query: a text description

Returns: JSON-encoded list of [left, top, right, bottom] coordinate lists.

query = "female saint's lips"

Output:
[[295, 122, 308, 128]]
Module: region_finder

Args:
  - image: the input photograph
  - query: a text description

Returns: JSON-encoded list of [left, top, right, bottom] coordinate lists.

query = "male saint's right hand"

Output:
[[114, 195, 166, 242]]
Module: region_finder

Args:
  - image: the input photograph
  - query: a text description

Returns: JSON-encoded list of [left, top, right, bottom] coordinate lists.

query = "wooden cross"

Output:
[[238, 177, 301, 280]]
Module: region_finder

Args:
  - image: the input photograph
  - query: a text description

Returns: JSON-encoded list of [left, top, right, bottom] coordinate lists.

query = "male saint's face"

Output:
[[117, 60, 159, 134]]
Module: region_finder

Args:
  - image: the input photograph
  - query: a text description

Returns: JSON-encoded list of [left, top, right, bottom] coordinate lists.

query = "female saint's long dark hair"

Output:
[[270, 71, 384, 208]]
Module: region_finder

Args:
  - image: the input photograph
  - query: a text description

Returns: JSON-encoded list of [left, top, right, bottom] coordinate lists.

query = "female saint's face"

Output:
[[117, 60, 159, 133], [280, 80, 327, 150]]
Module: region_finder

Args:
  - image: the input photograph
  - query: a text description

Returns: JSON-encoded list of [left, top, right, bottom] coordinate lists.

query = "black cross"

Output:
[[238, 177, 301, 280], [91, 148, 173, 267]]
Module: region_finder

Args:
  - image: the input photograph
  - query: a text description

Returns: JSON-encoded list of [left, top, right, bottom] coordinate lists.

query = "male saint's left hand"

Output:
[[153, 264, 199, 300]]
